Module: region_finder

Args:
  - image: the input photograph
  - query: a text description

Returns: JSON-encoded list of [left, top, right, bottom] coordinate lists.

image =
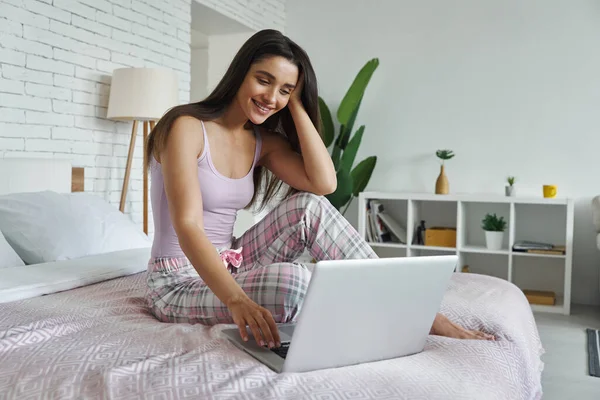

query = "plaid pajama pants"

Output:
[[145, 192, 377, 326]]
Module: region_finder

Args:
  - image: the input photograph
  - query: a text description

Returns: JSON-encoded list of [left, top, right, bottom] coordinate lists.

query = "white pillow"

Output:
[[0, 229, 25, 268], [0, 191, 151, 264]]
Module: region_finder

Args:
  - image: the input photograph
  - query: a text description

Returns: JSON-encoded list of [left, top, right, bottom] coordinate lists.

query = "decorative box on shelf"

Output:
[[357, 191, 574, 315], [523, 289, 556, 306], [425, 227, 457, 248]]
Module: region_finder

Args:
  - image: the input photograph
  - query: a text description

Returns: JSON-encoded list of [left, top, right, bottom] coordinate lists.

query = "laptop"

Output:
[[222, 255, 457, 373]]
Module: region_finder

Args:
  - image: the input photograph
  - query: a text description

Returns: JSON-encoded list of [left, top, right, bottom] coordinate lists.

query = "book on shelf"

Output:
[[366, 207, 375, 242], [365, 200, 407, 244], [512, 240, 566, 255], [513, 240, 553, 250]]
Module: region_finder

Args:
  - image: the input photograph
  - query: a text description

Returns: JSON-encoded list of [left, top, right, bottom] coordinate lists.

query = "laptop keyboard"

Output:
[[270, 342, 290, 359]]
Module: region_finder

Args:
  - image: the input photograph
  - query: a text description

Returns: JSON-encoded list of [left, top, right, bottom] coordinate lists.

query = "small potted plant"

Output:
[[481, 213, 507, 250], [435, 149, 454, 194], [505, 176, 516, 197]]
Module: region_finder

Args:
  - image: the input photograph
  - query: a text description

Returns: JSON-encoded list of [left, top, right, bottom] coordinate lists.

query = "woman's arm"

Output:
[[160, 117, 280, 347], [260, 83, 337, 195], [289, 98, 337, 192]]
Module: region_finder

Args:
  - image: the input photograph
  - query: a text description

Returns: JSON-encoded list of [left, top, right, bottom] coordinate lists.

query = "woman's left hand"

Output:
[[430, 313, 495, 340]]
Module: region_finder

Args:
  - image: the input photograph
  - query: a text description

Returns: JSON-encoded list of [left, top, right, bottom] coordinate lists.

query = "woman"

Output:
[[144, 29, 494, 350]]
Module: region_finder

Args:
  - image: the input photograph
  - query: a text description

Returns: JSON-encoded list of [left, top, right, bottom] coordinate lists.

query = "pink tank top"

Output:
[[150, 120, 262, 258]]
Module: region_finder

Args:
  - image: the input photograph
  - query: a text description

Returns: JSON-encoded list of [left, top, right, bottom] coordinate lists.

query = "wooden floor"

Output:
[[534, 305, 600, 399]]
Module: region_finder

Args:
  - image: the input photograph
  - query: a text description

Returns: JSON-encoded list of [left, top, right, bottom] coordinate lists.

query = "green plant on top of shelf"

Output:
[[505, 176, 516, 197], [481, 213, 507, 232], [435, 149, 455, 165]]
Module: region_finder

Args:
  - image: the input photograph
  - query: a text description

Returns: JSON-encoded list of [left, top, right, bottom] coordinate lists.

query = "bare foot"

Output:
[[430, 313, 495, 340]]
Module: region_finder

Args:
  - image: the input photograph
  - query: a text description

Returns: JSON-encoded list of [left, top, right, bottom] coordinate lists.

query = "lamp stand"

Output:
[[120, 119, 155, 235]]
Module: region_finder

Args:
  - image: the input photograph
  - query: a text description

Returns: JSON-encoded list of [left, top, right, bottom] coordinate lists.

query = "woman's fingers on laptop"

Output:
[[232, 317, 249, 342], [229, 297, 266, 345], [263, 310, 281, 347], [255, 312, 276, 348], [247, 318, 266, 347], [251, 307, 281, 348], [228, 298, 280, 348]]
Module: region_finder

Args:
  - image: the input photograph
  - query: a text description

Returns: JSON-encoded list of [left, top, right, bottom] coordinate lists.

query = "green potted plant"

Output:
[[319, 58, 379, 215], [481, 213, 507, 250], [435, 149, 454, 194], [505, 176, 516, 197]]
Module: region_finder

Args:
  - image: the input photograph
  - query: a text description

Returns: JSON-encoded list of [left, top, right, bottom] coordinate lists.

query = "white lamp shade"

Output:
[[107, 68, 179, 121]]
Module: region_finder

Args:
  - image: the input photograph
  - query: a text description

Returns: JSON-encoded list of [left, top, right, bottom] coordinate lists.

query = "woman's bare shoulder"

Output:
[[159, 116, 205, 162], [171, 115, 204, 133]]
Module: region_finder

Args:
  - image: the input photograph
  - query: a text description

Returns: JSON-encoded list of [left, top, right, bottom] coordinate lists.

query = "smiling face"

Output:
[[235, 55, 299, 124]]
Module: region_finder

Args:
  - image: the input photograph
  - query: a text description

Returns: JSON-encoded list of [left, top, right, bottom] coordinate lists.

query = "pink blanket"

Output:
[[0, 272, 543, 399]]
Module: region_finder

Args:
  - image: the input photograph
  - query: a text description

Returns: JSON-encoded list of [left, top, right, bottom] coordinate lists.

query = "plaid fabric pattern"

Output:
[[145, 192, 377, 325]]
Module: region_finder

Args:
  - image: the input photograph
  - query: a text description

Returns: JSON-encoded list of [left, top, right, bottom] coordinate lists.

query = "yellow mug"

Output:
[[543, 185, 557, 198]]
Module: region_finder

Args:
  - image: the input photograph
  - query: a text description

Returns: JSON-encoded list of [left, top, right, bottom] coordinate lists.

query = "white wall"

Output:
[[190, 29, 208, 102], [286, 0, 600, 305], [0, 0, 192, 232], [190, 47, 208, 101], [190, 31, 257, 102], [207, 32, 256, 93], [194, 0, 285, 32]]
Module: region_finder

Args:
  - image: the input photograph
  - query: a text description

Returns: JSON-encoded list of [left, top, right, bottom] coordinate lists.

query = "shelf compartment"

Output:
[[459, 201, 511, 251], [511, 256, 565, 311], [513, 203, 567, 254], [364, 198, 408, 245], [410, 199, 457, 246], [460, 253, 508, 280]]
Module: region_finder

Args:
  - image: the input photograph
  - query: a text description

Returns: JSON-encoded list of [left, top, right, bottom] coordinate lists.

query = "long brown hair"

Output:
[[145, 29, 321, 212]]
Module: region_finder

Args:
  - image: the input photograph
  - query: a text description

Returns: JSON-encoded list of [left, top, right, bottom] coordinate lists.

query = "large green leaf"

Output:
[[337, 96, 362, 150], [337, 58, 379, 125], [318, 97, 334, 147], [325, 167, 353, 210], [340, 125, 364, 174], [350, 156, 377, 196], [331, 124, 343, 169]]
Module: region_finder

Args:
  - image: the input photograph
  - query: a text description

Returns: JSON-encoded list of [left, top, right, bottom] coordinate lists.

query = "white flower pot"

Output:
[[505, 185, 515, 196], [485, 231, 504, 250]]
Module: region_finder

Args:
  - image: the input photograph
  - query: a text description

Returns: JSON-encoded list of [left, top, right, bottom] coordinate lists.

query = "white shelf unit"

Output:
[[358, 192, 575, 315]]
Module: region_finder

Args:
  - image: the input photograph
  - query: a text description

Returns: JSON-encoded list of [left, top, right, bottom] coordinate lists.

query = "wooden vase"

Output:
[[435, 165, 449, 194]]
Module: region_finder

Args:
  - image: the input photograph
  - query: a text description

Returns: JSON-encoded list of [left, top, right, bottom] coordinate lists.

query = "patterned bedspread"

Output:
[[0, 272, 544, 400]]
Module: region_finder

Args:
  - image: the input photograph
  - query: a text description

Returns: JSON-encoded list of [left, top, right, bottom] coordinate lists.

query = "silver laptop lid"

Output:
[[282, 255, 457, 373]]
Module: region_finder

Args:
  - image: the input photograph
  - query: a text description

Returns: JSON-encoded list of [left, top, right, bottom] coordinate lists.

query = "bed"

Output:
[[0, 158, 545, 400]]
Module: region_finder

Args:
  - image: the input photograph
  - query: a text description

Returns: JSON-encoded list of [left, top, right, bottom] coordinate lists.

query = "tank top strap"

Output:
[[198, 120, 210, 160]]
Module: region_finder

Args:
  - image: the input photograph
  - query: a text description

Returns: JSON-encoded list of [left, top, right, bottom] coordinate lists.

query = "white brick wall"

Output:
[[195, 0, 286, 32], [0, 0, 192, 232]]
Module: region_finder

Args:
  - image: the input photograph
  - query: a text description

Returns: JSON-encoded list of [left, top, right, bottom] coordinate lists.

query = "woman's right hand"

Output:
[[227, 296, 281, 349]]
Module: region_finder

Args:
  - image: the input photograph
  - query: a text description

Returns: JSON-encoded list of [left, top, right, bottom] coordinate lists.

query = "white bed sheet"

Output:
[[0, 269, 544, 400], [0, 247, 151, 303]]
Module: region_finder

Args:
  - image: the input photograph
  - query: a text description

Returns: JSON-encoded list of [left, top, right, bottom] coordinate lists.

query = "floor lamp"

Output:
[[106, 68, 179, 234]]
